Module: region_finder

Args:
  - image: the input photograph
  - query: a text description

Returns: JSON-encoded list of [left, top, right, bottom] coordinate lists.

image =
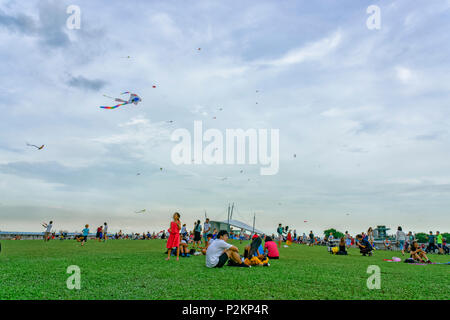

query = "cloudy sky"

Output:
[[0, 0, 449, 235]]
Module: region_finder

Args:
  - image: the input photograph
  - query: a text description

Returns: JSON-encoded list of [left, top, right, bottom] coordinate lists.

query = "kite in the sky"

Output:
[[293, 154, 297, 158], [27, 143, 45, 150], [100, 92, 142, 109], [135, 209, 146, 213]]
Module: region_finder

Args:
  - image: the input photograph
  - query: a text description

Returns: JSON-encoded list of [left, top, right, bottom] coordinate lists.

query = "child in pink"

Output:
[[264, 236, 279, 259], [166, 212, 181, 261]]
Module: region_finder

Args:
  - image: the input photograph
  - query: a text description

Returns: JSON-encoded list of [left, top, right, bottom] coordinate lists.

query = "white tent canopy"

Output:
[[211, 219, 265, 235]]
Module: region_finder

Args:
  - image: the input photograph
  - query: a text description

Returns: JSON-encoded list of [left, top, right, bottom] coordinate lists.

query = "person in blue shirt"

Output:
[[356, 234, 373, 256], [81, 224, 89, 246]]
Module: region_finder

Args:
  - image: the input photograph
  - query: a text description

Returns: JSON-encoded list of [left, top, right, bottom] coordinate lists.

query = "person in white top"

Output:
[[206, 230, 250, 268], [103, 222, 108, 242], [396, 226, 407, 255], [203, 219, 211, 246], [42, 221, 53, 242]]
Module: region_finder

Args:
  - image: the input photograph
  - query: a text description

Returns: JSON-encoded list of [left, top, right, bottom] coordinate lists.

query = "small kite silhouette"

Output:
[[27, 143, 45, 150]]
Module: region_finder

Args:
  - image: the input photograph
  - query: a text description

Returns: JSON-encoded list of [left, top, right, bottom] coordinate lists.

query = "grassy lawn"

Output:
[[0, 239, 448, 300]]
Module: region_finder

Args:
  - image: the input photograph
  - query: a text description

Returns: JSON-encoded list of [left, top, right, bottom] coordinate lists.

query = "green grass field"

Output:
[[0, 239, 449, 300]]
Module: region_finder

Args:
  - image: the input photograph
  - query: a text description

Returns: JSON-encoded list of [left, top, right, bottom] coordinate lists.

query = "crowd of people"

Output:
[[39, 218, 448, 266]]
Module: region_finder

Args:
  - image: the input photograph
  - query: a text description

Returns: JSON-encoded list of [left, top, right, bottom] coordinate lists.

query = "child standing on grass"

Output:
[[81, 224, 89, 246], [166, 212, 181, 261]]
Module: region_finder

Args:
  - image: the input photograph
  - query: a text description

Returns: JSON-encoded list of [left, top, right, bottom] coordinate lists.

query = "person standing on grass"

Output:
[[81, 224, 89, 246], [345, 231, 351, 248], [166, 212, 181, 261], [436, 231, 444, 254], [205, 230, 250, 268], [367, 227, 374, 247], [239, 229, 245, 244], [193, 220, 202, 248], [396, 226, 407, 255], [42, 221, 53, 242], [309, 231, 315, 247], [203, 218, 211, 246], [405, 231, 414, 251], [426, 231, 437, 254], [286, 230, 292, 246], [103, 222, 108, 242], [277, 224, 284, 248]]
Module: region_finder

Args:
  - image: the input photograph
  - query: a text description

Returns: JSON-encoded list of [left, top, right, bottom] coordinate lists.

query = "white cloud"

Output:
[[395, 66, 414, 83], [255, 31, 342, 67]]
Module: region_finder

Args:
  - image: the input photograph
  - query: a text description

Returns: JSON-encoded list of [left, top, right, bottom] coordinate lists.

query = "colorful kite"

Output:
[[27, 143, 45, 150], [100, 92, 142, 109]]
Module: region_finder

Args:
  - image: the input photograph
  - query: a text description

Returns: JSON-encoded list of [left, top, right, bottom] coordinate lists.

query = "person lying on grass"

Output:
[[409, 241, 432, 263], [205, 230, 250, 268], [356, 234, 373, 256], [263, 236, 279, 259], [200, 233, 213, 255]]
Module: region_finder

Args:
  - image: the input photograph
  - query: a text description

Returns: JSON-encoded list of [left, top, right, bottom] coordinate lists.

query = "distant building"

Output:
[[373, 225, 390, 240]]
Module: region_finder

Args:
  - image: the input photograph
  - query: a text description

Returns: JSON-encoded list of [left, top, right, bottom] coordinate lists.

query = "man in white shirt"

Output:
[[103, 222, 108, 242], [42, 221, 53, 242], [206, 230, 250, 268], [203, 219, 211, 246]]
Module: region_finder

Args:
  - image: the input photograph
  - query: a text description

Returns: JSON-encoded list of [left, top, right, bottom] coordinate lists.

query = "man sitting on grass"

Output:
[[206, 230, 250, 268], [384, 237, 392, 250], [356, 234, 373, 256]]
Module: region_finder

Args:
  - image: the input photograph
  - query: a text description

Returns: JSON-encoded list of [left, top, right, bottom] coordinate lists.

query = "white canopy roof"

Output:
[[212, 219, 265, 235]]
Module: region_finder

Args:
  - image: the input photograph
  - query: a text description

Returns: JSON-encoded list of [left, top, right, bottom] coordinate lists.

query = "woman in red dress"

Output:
[[166, 212, 181, 261], [286, 229, 292, 246]]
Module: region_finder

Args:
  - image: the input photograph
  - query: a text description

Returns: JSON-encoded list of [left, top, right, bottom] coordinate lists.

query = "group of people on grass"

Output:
[[164, 212, 280, 268], [41, 218, 447, 265]]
